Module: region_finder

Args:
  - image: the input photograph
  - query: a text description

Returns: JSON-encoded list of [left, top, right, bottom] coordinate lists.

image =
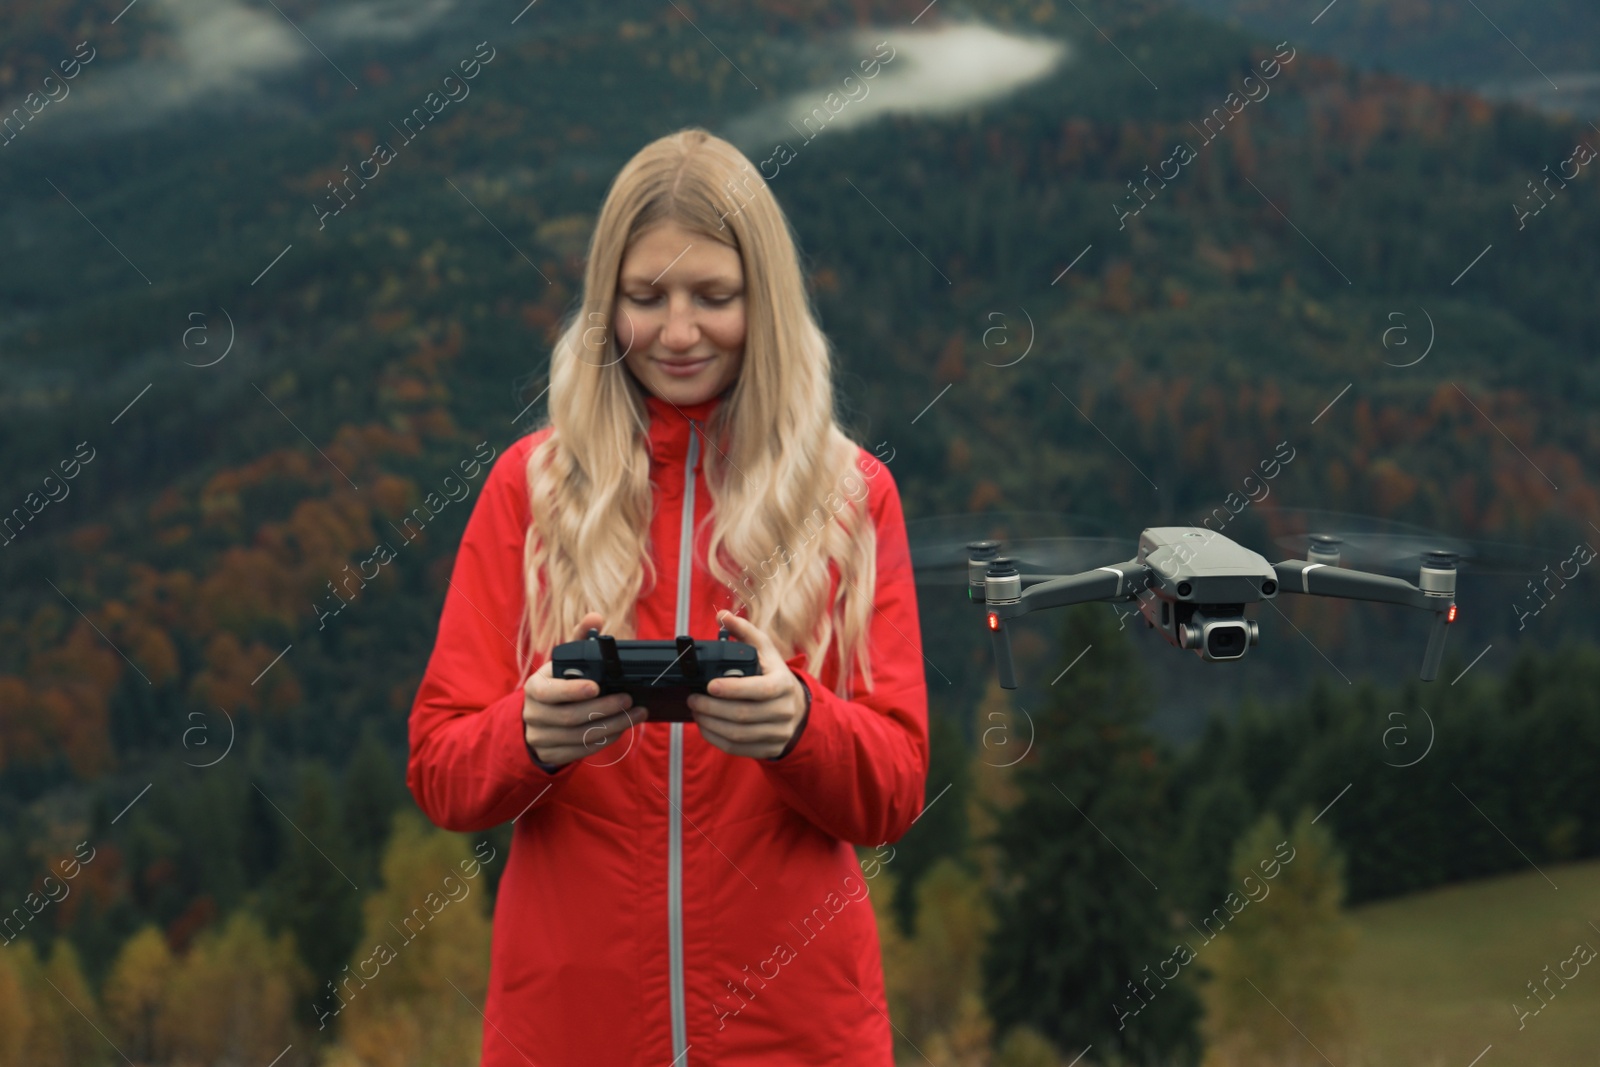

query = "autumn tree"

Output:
[[1197, 809, 1358, 1067], [102, 924, 176, 1063], [320, 810, 493, 1067], [0, 940, 35, 1067], [879, 858, 994, 1064], [1, 938, 110, 1067], [158, 910, 312, 1067]]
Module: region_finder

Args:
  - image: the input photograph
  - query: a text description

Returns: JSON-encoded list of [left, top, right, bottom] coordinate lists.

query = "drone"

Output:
[[963, 526, 1460, 688]]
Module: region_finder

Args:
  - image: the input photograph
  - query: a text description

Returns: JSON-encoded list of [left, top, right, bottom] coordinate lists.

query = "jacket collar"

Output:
[[643, 388, 727, 465]]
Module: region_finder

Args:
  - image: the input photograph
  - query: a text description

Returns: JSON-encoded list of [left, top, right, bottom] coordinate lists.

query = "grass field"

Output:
[[1344, 859, 1600, 1067]]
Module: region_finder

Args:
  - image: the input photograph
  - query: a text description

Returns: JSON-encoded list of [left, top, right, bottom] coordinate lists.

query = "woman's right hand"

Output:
[[523, 612, 645, 767]]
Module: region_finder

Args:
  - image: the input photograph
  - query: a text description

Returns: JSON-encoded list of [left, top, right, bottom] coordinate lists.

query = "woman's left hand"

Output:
[[688, 610, 808, 760]]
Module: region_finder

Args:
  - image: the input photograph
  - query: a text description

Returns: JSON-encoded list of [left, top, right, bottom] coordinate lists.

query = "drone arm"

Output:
[[982, 562, 1147, 690], [1010, 561, 1150, 615], [1274, 560, 1455, 681], [1271, 560, 1434, 611]]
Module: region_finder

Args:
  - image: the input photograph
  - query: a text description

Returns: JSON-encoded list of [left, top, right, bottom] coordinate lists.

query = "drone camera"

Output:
[[1179, 609, 1259, 661]]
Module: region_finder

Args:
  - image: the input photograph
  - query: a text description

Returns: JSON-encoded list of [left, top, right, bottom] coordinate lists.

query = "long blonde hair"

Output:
[[517, 128, 877, 698]]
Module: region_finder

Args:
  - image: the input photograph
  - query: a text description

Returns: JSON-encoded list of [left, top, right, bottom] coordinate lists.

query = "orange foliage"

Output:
[[948, 437, 972, 473], [933, 333, 966, 385], [520, 302, 560, 333], [165, 895, 218, 956], [967, 480, 1004, 513], [1426, 382, 1463, 419], [1351, 398, 1378, 451], [415, 408, 459, 439], [187, 633, 299, 715], [1230, 113, 1257, 180], [1127, 378, 1159, 433], [370, 473, 416, 519], [1326, 459, 1350, 497], [1366, 458, 1419, 515], [147, 489, 184, 524], [1099, 260, 1136, 315], [1164, 376, 1192, 424], [67, 523, 113, 554], [28, 622, 122, 776], [370, 308, 412, 334], [402, 320, 465, 376], [0, 676, 43, 769], [1258, 381, 1282, 423]]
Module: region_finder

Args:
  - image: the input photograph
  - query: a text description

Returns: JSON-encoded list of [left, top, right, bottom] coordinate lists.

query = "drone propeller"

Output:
[[1262, 507, 1552, 576], [907, 512, 1136, 585]]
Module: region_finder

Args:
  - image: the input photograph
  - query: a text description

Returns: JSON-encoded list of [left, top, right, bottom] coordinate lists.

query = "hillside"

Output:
[[1345, 858, 1600, 1066], [1175, 0, 1600, 118]]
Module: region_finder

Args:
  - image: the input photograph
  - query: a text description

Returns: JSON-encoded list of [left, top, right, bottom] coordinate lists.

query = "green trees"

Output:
[[263, 762, 363, 983], [982, 606, 1201, 1065]]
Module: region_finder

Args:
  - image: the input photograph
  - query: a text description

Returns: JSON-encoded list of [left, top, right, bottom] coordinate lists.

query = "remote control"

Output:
[[549, 627, 762, 723]]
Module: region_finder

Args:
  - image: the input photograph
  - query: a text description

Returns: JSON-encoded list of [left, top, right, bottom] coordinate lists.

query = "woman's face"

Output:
[[615, 220, 747, 407]]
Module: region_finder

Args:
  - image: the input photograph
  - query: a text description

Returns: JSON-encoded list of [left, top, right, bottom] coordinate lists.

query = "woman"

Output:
[[407, 127, 929, 1066]]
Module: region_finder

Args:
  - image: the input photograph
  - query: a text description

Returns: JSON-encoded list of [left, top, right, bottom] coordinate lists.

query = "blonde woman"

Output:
[[408, 127, 929, 1065]]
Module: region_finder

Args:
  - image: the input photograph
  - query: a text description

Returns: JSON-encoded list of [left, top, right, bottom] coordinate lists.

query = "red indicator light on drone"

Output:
[[1447, 604, 1457, 623], [987, 612, 1000, 631]]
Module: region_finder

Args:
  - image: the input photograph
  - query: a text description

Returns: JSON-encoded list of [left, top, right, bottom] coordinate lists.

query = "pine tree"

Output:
[[1197, 809, 1357, 1067], [890, 708, 971, 937], [264, 761, 362, 982], [981, 605, 1200, 1065], [341, 721, 403, 885]]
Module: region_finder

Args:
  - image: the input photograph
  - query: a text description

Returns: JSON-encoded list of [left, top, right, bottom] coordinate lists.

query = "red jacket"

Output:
[[407, 391, 930, 1065]]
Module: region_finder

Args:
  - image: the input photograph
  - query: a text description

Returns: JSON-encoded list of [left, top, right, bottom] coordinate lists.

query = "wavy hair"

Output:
[[516, 128, 877, 699]]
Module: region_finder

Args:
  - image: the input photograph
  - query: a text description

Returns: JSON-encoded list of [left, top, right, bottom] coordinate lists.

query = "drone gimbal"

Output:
[[969, 527, 1459, 688]]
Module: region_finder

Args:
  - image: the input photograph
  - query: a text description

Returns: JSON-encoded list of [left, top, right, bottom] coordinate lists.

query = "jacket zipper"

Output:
[[668, 419, 699, 1064]]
